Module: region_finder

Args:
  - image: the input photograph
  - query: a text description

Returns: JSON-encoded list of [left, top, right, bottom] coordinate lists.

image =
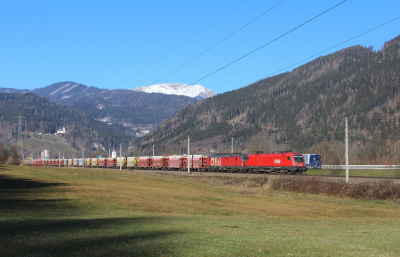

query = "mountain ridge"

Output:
[[0, 82, 211, 131], [133, 34, 400, 165]]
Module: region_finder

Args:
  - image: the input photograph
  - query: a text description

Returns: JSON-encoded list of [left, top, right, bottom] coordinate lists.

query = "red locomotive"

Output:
[[203, 151, 306, 174]]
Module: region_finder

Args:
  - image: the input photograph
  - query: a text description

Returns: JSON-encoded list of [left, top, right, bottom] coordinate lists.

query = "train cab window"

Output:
[[293, 155, 304, 162], [287, 156, 291, 161]]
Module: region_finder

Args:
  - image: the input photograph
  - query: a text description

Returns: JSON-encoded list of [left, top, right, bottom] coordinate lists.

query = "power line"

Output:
[[113, 0, 248, 88], [130, 0, 348, 112], [190, 0, 347, 85], [13, 112, 25, 159], [232, 15, 400, 95], [127, 4, 399, 117], [262, 16, 400, 79], [149, 0, 286, 85]]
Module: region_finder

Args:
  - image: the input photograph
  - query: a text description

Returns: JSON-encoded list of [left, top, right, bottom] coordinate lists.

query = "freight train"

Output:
[[29, 151, 307, 174]]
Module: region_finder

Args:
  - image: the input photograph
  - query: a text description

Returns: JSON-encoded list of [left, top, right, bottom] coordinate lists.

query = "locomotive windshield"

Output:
[[293, 155, 304, 162], [313, 156, 322, 162]]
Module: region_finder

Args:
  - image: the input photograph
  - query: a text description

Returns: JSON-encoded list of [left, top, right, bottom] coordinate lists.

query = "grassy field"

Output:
[[1, 165, 400, 256], [23, 135, 79, 158]]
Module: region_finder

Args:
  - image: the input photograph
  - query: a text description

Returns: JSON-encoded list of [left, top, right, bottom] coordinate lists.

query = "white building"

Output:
[[41, 149, 50, 160], [136, 130, 150, 137], [57, 127, 66, 134]]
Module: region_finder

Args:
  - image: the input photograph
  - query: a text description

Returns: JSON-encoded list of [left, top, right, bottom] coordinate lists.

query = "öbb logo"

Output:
[[210, 157, 221, 166], [274, 159, 281, 164]]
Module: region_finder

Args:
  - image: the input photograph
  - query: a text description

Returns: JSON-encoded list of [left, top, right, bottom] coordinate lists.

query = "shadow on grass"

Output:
[[0, 174, 67, 190], [0, 217, 182, 256], [0, 172, 187, 256], [0, 174, 73, 214]]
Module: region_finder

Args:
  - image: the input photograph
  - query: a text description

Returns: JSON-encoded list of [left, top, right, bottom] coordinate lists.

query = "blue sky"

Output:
[[1, 0, 399, 94]]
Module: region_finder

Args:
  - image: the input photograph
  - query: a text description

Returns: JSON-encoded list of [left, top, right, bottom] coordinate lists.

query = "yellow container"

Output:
[[117, 157, 127, 167], [127, 157, 136, 167], [85, 158, 91, 167], [90, 158, 98, 167]]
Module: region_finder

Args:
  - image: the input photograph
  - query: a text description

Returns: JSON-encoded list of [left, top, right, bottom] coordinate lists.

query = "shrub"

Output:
[[271, 176, 400, 201], [0, 141, 10, 164]]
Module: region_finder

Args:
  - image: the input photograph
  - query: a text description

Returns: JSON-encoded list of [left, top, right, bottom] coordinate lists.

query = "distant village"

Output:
[[98, 117, 151, 137], [37, 127, 66, 136]]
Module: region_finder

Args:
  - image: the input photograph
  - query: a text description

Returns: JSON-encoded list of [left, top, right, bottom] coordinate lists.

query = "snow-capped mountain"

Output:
[[131, 83, 216, 99]]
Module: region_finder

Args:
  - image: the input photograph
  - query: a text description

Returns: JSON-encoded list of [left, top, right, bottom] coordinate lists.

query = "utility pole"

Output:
[[59, 151, 60, 167], [120, 143, 122, 170], [345, 117, 349, 183], [153, 145, 154, 157], [231, 137, 234, 153], [188, 135, 191, 174], [82, 149, 84, 168], [14, 112, 25, 161]]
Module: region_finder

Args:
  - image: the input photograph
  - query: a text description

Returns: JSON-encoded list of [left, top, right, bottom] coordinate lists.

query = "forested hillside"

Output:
[[135, 35, 400, 164], [67, 90, 198, 131], [32, 82, 198, 130], [0, 93, 132, 154]]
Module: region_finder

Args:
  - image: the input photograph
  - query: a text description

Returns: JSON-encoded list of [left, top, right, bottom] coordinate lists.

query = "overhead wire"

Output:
[[250, 16, 400, 84], [227, 16, 400, 144], [190, 0, 348, 85], [149, 0, 286, 85], [112, 0, 248, 88], [133, 0, 350, 112], [130, 2, 398, 124]]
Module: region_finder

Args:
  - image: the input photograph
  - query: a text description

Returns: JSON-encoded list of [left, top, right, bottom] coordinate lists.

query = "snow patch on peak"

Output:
[[50, 83, 70, 95], [131, 83, 216, 99], [62, 84, 80, 93]]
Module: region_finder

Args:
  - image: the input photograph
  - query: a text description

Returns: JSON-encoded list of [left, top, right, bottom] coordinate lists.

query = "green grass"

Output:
[[23, 136, 79, 158], [1, 165, 400, 256], [306, 168, 400, 177]]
